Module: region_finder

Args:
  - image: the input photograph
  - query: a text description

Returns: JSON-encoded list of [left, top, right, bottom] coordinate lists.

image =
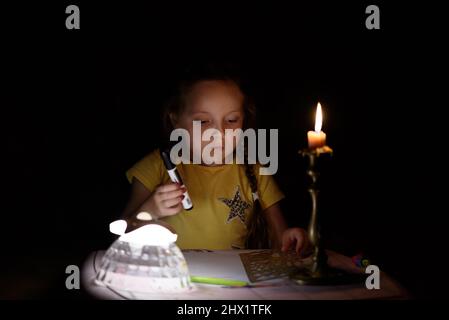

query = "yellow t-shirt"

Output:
[[126, 149, 285, 250]]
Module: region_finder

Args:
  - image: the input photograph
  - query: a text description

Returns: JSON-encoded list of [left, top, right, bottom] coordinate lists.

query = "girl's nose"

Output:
[[212, 124, 225, 138], [210, 127, 225, 147]]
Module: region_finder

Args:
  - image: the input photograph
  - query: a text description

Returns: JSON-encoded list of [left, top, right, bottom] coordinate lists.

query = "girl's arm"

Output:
[[263, 203, 288, 249], [122, 178, 185, 219], [264, 203, 308, 253], [122, 179, 152, 219]]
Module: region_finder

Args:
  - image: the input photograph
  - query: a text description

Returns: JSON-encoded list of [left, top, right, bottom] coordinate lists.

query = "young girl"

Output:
[[122, 65, 307, 253]]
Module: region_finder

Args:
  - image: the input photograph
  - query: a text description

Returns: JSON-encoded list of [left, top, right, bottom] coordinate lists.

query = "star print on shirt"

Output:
[[218, 186, 251, 224]]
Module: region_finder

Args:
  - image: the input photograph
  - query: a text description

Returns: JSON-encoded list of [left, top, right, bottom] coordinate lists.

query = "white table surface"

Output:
[[82, 249, 409, 300]]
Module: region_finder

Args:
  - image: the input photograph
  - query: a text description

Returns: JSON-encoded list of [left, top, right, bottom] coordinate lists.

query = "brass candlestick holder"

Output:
[[290, 146, 364, 285]]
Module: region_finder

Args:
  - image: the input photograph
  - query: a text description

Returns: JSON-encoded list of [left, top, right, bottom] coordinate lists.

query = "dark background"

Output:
[[2, 1, 447, 299]]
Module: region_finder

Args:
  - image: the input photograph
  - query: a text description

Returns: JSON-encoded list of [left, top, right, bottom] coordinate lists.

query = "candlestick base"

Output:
[[290, 265, 365, 286]]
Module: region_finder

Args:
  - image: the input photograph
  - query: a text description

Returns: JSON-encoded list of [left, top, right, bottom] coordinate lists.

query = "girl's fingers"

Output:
[[281, 237, 292, 252], [157, 183, 182, 193], [165, 203, 183, 216], [281, 229, 306, 253], [158, 188, 185, 201], [295, 234, 304, 253], [162, 196, 183, 208]]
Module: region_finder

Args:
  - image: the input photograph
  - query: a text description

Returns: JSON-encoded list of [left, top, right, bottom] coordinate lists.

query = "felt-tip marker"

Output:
[[160, 148, 193, 211], [190, 276, 248, 287]]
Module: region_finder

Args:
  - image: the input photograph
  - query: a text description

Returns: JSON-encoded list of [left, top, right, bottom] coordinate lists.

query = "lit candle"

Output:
[[307, 102, 326, 149]]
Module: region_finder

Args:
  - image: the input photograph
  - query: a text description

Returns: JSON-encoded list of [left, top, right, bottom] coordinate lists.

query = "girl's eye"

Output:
[[194, 119, 210, 124], [227, 119, 239, 123]]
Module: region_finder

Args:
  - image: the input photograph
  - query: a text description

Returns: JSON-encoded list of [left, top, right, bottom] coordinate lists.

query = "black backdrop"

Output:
[[2, 1, 447, 299]]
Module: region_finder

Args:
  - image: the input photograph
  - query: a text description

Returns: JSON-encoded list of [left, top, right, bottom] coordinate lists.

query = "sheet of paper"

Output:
[[182, 249, 250, 282]]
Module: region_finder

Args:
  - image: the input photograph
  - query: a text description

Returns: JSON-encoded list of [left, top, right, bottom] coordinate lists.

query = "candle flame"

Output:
[[314, 102, 323, 132]]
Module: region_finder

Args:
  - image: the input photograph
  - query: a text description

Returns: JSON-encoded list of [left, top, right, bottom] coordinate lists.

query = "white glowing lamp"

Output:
[[119, 223, 177, 247], [109, 216, 177, 247], [95, 213, 191, 296]]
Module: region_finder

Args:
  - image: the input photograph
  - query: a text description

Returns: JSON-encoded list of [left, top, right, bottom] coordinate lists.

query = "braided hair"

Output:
[[243, 154, 271, 249], [237, 74, 270, 249]]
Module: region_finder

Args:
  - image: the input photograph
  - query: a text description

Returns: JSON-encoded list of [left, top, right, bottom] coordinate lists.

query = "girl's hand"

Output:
[[281, 227, 308, 254], [143, 182, 186, 218]]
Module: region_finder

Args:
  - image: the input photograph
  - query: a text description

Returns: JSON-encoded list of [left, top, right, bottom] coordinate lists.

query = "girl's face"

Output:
[[172, 80, 245, 165]]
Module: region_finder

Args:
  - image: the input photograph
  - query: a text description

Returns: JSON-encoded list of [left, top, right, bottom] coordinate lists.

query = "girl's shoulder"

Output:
[[131, 148, 165, 170], [126, 148, 166, 184], [142, 148, 164, 164]]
